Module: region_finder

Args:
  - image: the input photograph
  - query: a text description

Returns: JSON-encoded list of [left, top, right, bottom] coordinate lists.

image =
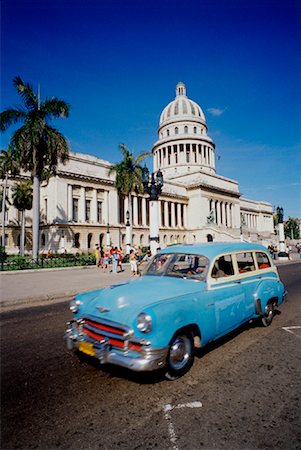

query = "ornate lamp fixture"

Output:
[[142, 166, 163, 200]]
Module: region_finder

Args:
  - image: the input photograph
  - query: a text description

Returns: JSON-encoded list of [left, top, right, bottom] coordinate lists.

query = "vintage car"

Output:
[[65, 242, 287, 379]]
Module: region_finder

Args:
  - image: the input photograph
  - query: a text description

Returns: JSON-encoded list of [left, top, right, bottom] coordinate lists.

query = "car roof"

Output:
[[159, 242, 269, 259]]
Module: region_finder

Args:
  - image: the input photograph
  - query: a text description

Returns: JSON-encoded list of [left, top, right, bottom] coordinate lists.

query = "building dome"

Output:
[[153, 82, 216, 179], [159, 82, 206, 127]]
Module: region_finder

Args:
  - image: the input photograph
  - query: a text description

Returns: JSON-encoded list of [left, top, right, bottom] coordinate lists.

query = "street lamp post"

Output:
[[142, 166, 164, 255], [125, 209, 131, 254], [276, 206, 288, 260]]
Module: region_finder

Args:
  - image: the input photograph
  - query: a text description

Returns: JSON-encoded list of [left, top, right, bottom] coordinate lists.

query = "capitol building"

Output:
[[3, 82, 274, 254]]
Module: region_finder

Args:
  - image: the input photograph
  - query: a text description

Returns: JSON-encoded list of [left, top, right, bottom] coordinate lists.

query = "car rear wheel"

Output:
[[261, 301, 274, 327], [165, 332, 194, 380]]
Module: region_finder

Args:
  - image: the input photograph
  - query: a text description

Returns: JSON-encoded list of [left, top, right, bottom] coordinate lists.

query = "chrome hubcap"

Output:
[[169, 335, 191, 370]]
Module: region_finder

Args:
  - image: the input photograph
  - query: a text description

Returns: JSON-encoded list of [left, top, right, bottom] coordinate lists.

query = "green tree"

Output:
[[0, 147, 20, 247], [1, 76, 70, 260], [108, 144, 150, 252], [12, 180, 33, 256], [284, 217, 300, 240]]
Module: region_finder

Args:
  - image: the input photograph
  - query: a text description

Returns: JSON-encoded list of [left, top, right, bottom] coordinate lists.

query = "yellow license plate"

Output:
[[79, 341, 96, 357]]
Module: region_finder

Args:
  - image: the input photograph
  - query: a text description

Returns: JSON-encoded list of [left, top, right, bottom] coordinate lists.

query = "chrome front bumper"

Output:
[[65, 321, 168, 372]]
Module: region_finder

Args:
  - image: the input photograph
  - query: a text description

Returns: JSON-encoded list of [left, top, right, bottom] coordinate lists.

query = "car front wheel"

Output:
[[165, 332, 194, 380]]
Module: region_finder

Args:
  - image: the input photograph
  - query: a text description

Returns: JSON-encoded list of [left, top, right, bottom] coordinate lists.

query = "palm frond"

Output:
[[0, 108, 27, 132], [42, 98, 70, 120], [13, 76, 37, 110]]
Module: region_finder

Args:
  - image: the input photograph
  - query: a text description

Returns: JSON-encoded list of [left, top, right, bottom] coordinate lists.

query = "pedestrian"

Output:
[[112, 247, 119, 273], [117, 247, 124, 272], [94, 244, 100, 267], [103, 248, 110, 272], [100, 246, 104, 268], [136, 246, 143, 263], [129, 249, 138, 276]]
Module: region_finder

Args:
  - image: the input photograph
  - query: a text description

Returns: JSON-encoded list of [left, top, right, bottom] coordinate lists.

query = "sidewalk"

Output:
[[0, 264, 132, 311]]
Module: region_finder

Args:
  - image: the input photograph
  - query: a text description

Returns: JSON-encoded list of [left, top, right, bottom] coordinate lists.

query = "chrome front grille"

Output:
[[82, 315, 143, 352]]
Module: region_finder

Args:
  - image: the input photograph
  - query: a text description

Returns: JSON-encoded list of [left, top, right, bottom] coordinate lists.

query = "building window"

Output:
[[44, 198, 48, 222], [161, 201, 165, 226], [41, 233, 46, 246], [167, 129, 170, 136], [175, 127, 178, 135], [97, 201, 103, 223], [193, 126, 197, 134], [184, 126, 188, 134], [87, 233, 93, 249], [74, 233, 80, 248], [168, 147, 171, 165], [174, 145, 178, 163], [85, 199, 91, 222], [146, 198, 150, 226], [72, 198, 78, 222]]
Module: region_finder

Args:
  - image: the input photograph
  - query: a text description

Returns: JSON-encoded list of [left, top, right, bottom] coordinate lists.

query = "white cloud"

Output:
[[207, 107, 226, 117]]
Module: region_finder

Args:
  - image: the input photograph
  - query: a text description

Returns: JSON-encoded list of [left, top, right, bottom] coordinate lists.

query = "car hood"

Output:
[[76, 275, 205, 325]]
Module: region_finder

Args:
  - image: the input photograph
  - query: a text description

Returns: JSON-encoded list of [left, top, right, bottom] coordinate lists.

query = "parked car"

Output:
[[65, 242, 287, 379]]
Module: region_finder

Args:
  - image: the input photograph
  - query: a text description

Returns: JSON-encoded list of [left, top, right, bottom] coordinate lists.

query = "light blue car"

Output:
[[65, 242, 287, 379]]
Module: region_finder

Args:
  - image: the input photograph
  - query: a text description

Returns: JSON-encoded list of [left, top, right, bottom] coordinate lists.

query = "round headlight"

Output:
[[137, 312, 152, 333], [70, 298, 81, 314]]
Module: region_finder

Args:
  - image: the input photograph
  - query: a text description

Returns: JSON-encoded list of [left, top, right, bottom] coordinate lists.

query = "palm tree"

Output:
[[109, 144, 150, 252], [0, 76, 70, 261], [0, 147, 20, 248], [12, 180, 33, 255]]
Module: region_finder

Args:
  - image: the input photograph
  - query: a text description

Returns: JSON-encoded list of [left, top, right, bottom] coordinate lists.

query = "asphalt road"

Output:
[[1, 264, 300, 450]]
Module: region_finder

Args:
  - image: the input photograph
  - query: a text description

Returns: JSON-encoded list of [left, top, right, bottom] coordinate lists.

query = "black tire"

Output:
[[165, 332, 194, 380], [261, 301, 274, 327]]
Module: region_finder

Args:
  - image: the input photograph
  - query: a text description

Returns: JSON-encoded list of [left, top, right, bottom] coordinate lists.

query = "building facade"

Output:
[[1, 82, 274, 254]]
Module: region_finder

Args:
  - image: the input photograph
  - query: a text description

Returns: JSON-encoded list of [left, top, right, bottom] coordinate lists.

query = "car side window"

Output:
[[236, 252, 255, 273], [256, 252, 271, 270], [211, 254, 234, 278]]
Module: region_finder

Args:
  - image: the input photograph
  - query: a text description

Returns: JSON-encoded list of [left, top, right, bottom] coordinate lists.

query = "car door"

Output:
[[208, 253, 245, 337]]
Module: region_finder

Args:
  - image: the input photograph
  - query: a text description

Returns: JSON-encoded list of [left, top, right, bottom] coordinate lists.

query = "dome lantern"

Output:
[[176, 82, 187, 97]]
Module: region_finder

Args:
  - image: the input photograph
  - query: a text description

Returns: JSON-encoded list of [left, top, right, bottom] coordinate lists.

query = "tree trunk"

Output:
[[20, 210, 25, 256], [1, 173, 8, 248], [32, 174, 40, 262], [126, 193, 132, 254]]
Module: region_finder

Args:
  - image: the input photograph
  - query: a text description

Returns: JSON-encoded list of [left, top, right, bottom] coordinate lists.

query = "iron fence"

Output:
[[0, 254, 96, 271]]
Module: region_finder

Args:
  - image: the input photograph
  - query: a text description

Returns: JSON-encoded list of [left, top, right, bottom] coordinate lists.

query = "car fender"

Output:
[[138, 292, 215, 348], [253, 278, 285, 314]]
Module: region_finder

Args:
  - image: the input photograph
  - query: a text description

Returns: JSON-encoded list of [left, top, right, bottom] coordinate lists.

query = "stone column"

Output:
[[91, 189, 98, 223], [216, 201, 221, 225], [183, 204, 188, 228], [150, 200, 160, 255], [142, 197, 147, 226], [164, 201, 169, 227], [171, 202, 176, 228], [67, 184, 73, 221], [133, 195, 138, 226], [177, 203, 182, 227], [79, 187, 86, 223]]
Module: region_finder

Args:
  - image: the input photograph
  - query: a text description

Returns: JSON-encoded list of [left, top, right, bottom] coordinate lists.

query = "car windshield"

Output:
[[145, 253, 209, 280]]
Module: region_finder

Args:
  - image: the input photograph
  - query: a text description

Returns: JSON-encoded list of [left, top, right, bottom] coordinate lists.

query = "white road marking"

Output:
[[282, 326, 301, 337], [163, 401, 203, 450]]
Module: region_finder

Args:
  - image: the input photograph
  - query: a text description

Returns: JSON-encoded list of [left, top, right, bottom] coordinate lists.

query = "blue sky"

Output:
[[1, 0, 300, 218]]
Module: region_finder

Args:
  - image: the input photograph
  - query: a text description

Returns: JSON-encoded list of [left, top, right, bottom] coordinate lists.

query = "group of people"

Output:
[[129, 247, 152, 276], [94, 245, 124, 273], [94, 244, 153, 275]]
